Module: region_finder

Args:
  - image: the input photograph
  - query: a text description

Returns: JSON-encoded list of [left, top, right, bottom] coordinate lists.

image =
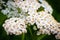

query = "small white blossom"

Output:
[[55, 33, 60, 39]]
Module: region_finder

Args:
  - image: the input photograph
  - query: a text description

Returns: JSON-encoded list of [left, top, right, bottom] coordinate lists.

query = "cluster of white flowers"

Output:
[[3, 18, 27, 35], [1, 0, 60, 39], [36, 11, 60, 39], [1, 0, 26, 18], [1, 0, 53, 18], [15, 0, 40, 12]]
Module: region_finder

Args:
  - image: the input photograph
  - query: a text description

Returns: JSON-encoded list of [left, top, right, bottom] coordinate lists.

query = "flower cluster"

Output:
[[1, 0, 25, 18], [1, 0, 60, 39], [15, 0, 40, 12], [36, 11, 60, 39], [3, 18, 27, 35]]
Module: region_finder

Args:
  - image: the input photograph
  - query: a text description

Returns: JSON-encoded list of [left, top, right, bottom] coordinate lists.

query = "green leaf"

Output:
[[37, 6, 44, 12], [0, 12, 7, 26], [37, 34, 47, 40], [17, 8, 21, 13], [52, 9, 60, 22]]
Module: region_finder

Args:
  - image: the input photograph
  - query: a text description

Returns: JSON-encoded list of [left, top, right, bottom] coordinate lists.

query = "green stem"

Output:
[[27, 24, 33, 37], [28, 27, 34, 40], [22, 33, 25, 40], [28, 27, 33, 36], [27, 24, 34, 40]]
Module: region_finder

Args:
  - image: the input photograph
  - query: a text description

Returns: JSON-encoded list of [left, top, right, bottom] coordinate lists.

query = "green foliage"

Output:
[[0, 12, 7, 26], [37, 6, 44, 12], [17, 8, 21, 13]]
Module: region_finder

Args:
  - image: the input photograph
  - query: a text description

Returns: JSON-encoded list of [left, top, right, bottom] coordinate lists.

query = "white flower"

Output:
[[55, 33, 60, 39], [26, 15, 35, 25], [3, 18, 27, 35], [1, 8, 10, 15], [26, 11, 38, 25]]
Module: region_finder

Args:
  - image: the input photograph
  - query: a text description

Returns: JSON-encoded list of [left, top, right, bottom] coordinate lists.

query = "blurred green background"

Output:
[[0, 0, 60, 40]]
